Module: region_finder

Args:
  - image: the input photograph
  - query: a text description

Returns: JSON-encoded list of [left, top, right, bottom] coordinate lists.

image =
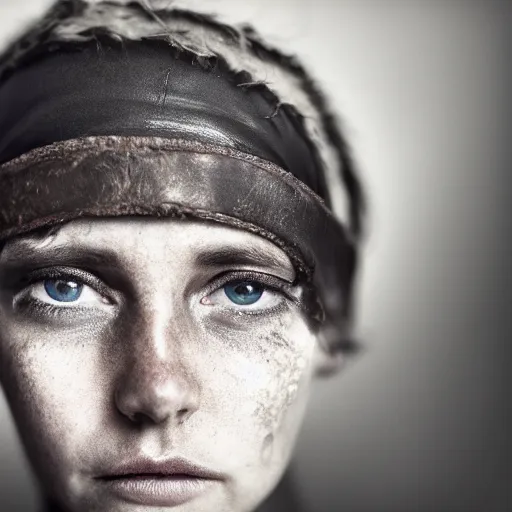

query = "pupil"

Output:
[[235, 283, 255, 296], [57, 282, 74, 294], [44, 279, 82, 302], [224, 280, 264, 306]]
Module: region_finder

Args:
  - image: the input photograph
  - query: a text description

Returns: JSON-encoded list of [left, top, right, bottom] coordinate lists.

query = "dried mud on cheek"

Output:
[[253, 328, 309, 441]]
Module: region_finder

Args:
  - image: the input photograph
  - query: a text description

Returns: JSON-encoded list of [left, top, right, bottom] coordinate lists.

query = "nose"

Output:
[[115, 361, 198, 425], [114, 314, 200, 426]]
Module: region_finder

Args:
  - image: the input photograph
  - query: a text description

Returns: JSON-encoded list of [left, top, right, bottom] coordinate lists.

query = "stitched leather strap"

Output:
[[0, 137, 356, 350], [0, 37, 328, 202]]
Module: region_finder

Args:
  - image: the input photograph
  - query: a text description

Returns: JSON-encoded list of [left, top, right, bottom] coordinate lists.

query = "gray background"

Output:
[[0, 1, 511, 511]]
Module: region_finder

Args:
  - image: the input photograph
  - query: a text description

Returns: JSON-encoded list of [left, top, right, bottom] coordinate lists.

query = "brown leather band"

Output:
[[0, 136, 356, 350], [0, 37, 329, 203]]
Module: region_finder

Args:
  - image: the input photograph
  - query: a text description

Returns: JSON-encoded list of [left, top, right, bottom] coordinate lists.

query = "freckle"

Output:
[[261, 433, 274, 464]]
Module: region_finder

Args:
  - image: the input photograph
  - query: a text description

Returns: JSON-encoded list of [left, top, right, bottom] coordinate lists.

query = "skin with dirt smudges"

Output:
[[0, 218, 335, 512]]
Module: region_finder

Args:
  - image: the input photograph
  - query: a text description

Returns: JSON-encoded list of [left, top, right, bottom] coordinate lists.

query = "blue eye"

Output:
[[224, 280, 264, 306], [43, 279, 83, 303]]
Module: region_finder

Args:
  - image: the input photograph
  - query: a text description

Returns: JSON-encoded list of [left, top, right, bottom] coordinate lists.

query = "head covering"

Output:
[[0, 0, 364, 353]]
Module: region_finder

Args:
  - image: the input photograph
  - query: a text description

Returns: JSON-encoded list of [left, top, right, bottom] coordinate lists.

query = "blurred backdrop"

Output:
[[0, 1, 511, 511]]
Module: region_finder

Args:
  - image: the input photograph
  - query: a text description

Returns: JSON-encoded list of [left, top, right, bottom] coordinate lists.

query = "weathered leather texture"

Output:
[[0, 38, 357, 350], [0, 38, 329, 202], [0, 137, 356, 350]]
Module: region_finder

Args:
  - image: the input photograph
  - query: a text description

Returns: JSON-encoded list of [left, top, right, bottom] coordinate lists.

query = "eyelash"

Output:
[[13, 267, 296, 318], [13, 267, 113, 318], [201, 270, 296, 317], [20, 267, 111, 296]]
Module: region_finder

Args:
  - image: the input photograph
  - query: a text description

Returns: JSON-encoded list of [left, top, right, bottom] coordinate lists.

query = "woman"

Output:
[[0, 1, 364, 511]]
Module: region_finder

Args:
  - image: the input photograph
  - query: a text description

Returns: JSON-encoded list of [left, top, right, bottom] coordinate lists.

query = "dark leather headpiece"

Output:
[[0, 37, 356, 351]]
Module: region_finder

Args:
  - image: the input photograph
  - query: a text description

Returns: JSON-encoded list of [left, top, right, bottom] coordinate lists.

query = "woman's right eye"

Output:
[[19, 276, 110, 309], [43, 279, 83, 303]]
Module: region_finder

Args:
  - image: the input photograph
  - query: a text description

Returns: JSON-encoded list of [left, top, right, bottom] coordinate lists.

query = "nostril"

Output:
[[177, 408, 190, 423], [114, 372, 199, 426], [129, 412, 147, 424]]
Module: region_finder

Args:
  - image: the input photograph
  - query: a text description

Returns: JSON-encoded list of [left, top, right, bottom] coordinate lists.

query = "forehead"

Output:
[[0, 217, 296, 280]]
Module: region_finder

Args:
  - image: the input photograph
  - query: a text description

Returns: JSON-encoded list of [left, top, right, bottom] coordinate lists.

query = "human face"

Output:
[[0, 218, 323, 512]]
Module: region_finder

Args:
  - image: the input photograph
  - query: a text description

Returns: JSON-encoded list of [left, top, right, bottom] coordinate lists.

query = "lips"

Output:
[[96, 456, 224, 506]]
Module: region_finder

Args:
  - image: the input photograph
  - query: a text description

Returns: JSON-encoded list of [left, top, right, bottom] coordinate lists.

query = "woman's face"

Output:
[[0, 217, 325, 512]]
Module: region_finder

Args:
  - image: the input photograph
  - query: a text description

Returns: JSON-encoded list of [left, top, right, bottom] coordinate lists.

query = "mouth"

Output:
[[96, 456, 224, 506]]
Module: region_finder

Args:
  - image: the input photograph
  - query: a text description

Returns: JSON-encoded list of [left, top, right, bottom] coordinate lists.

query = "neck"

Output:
[[42, 499, 65, 512], [257, 468, 305, 512]]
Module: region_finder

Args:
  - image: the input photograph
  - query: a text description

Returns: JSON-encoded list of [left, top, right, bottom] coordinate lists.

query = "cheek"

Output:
[[0, 321, 110, 479], [254, 333, 310, 434], [204, 313, 317, 466]]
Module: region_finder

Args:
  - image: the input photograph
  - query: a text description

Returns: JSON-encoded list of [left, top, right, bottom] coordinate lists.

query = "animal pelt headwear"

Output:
[[0, 0, 365, 353]]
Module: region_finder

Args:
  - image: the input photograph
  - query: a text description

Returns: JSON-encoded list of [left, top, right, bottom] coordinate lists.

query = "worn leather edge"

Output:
[[0, 136, 356, 351]]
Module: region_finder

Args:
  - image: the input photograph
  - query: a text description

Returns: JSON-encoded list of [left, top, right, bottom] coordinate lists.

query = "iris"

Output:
[[44, 279, 83, 303], [224, 281, 264, 306]]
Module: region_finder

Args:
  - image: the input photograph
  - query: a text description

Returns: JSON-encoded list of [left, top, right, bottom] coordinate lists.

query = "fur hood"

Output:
[[0, 0, 364, 237]]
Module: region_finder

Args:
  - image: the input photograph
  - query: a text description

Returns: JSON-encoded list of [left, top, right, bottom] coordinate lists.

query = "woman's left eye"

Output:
[[202, 278, 284, 312], [28, 278, 106, 307], [224, 281, 264, 306]]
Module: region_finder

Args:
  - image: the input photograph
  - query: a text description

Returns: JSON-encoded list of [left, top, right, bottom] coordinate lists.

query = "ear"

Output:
[[311, 332, 345, 377]]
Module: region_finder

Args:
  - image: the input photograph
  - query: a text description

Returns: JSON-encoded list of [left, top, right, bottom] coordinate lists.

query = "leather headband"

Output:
[[0, 137, 356, 350], [0, 39, 357, 350], [0, 37, 329, 202]]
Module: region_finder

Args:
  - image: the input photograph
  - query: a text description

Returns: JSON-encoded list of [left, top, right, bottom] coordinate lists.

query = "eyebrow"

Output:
[[195, 246, 295, 282], [0, 243, 122, 272], [0, 242, 129, 291], [1, 239, 295, 282]]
